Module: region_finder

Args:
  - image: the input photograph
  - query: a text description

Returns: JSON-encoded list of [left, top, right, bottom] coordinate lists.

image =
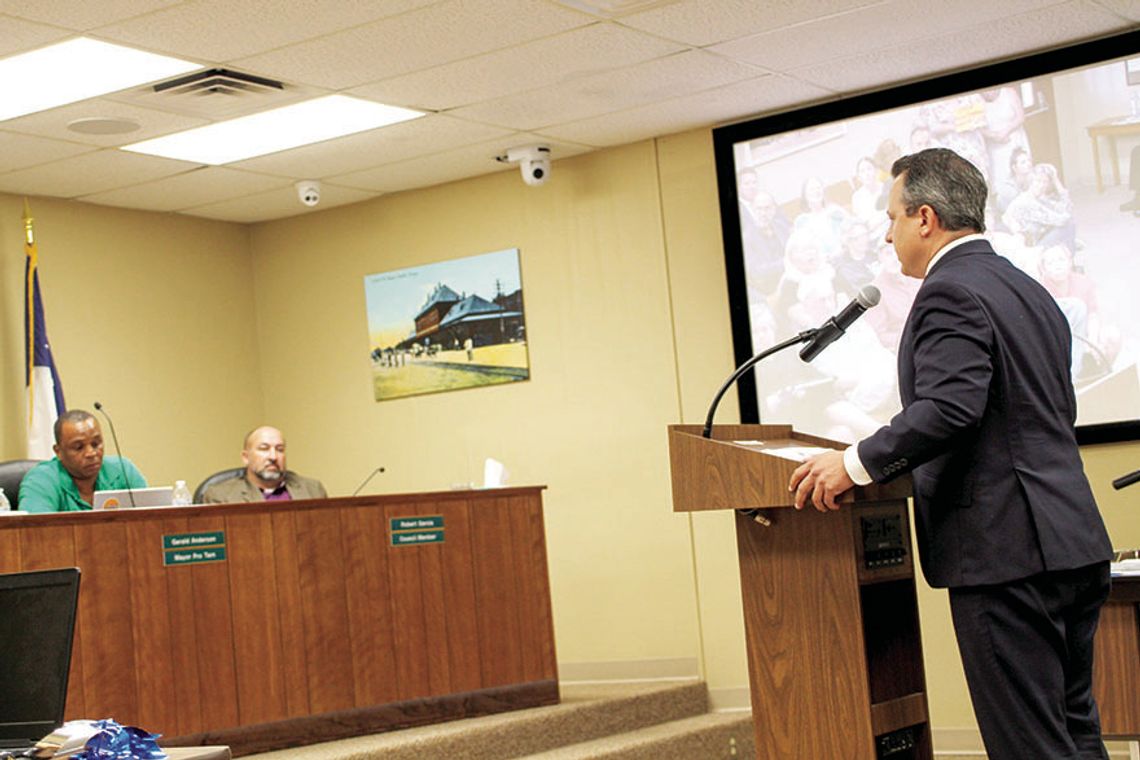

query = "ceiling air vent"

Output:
[[113, 67, 314, 120], [153, 68, 283, 97]]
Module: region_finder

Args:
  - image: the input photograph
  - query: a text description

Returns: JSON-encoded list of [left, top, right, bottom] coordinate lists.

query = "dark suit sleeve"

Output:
[[858, 280, 994, 481]]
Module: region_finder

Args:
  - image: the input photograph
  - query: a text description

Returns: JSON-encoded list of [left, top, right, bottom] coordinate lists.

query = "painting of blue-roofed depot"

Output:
[[363, 248, 529, 401]]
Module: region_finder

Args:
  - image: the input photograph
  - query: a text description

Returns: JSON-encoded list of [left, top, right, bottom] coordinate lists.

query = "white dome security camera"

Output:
[[295, 180, 320, 207], [499, 145, 551, 186]]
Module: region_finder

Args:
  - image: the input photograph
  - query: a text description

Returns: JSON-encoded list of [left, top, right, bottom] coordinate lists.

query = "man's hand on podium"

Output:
[[789, 451, 854, 512]]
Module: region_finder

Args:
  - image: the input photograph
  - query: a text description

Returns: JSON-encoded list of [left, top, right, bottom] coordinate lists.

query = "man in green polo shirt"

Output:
[[19, 409, 147, 513]]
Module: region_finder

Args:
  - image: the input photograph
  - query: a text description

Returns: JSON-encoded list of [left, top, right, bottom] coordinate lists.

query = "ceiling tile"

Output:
[[0, 149, 193, 197], [618, 0, 878, 47], [542, 74, 833, 146], [182, 182, 380, 223], [96, 0, 436, 61], [1091, 0, 1140, 21], [0, 1, 182, 31], [0, 131, 95, 171], [350, 22, 686, 111], [330, 135, 593, 193], [230, 114, 513, 178], [709, 0, 1061, 73], [448, 49, 762, 131], [80, 166, 290, 211], [792, 1, 1133, 94], [233, 0, 593, 90], [1, 98, 208, 147], [0, 14, 73, 56]]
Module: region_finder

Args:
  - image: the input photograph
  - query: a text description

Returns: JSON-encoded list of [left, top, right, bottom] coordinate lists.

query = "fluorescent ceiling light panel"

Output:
[[0, 37, 200, 121], [122, 95, 426, 164]]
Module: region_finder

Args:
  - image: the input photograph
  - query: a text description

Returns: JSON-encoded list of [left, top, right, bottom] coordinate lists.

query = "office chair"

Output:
[[192, 468, 245, 503], [0, 460, 43, 510]]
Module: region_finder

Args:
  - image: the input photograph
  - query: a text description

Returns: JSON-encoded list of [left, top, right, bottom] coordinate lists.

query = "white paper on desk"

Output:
[[1110, 558, 1140, 576], [763, 446, 833, 463], [483, 458, 509, 488]]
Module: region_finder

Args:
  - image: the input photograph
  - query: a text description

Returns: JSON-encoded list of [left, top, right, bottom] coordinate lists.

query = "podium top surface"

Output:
[[668, 424, 910, 512]]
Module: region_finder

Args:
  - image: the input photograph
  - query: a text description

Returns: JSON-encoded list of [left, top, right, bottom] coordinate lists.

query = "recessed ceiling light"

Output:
[[67, 117, 141, 135], [0, 37, 200, 121], [121, 95, 425, 165]]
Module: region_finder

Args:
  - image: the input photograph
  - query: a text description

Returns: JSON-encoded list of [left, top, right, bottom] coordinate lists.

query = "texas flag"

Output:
[[24, 202, 66, 460]]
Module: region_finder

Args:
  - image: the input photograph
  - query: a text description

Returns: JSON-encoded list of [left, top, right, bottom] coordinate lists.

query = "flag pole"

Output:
[[24, 199, 37, 429]]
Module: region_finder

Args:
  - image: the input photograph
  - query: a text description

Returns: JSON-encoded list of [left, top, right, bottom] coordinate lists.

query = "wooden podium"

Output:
[[670, 424, 930, 760]]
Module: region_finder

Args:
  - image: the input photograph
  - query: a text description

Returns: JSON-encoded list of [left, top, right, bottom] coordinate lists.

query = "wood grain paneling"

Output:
[[471, 497, 524, 688], [269, 510, 310, 719], [434, 500, 482, 694], [737, 508, 874, 760], [0, 529, 21, 571], [0, 487, 554, 753], [226, 512, 287, 725], [339, 505, 399, 707], [414, 503, 451, 696], [187, 513, 239, 731], [293, 506, 353, 714], [162, 516, 204, 736], [509, 495, 557, 682], [1092, 586, 1140, 737], [74, 521, 137, 721], [669, 425, 911, 512], [383, 501, 431, 700], [125, 519, 179, 731]]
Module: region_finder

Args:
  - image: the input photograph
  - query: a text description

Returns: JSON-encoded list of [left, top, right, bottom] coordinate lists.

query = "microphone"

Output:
[[798, 285, 881, 363], [1112, 469, 1140, 490], [93, 401, 135, 508], [351, 466, 387, 497]]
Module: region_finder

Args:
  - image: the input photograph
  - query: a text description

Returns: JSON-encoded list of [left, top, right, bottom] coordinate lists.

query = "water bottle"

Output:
[[0, 488, 10, 511], [171, 480, 192, 507]]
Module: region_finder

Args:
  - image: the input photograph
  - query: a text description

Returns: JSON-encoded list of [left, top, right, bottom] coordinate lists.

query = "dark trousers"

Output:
[[949, 562, 1111, 760]]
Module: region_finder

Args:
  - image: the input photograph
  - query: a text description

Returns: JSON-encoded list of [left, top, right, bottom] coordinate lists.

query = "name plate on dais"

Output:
[[390, 515, 445, 546], [163, 531, 227, 566]]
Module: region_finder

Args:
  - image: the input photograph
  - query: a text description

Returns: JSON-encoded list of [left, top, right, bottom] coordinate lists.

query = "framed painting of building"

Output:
[[363, 248, 529, 401]]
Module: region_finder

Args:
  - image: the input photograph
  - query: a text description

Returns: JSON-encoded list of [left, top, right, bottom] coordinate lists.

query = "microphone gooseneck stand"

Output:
[[701, 330, 818, 527], [702, 330, 816, 439]]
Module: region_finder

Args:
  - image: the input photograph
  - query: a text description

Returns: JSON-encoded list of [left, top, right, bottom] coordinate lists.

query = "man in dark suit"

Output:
[[788, 148, 1113, 759]]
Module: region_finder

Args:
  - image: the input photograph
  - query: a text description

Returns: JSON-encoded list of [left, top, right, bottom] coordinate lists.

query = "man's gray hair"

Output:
[[53, 409, 96, 443], [891, 148, 987, 233]]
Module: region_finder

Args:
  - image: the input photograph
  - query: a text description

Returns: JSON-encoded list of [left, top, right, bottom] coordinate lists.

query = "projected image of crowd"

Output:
[[737, 77, 1132, 441]]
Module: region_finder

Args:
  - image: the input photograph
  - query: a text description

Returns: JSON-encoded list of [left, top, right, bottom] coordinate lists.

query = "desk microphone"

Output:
[[93, 401, 135, 508], [351, 466, 387, 497], [1112, 468, 1140, 490]]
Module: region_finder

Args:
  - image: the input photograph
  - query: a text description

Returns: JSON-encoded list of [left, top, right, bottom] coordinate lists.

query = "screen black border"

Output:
[[712, 29, 1140, 446]]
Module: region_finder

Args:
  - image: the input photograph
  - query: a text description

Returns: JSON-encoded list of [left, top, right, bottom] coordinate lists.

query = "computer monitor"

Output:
[[0, 568, 81, 749]]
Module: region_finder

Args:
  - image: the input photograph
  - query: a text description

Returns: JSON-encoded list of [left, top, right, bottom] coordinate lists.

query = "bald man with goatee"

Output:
[[200, 426, 326, 504]]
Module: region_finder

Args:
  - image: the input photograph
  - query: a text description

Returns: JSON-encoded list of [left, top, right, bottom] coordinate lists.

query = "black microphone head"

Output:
[[856, 285, 881, 309], [93, 401, 103, 410]]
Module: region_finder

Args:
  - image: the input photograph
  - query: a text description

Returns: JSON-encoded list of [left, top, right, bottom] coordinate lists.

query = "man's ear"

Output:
[[918, 204, 938, 236]]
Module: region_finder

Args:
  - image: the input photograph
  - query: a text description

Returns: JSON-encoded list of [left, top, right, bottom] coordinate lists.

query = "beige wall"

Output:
[[0, 194, 262, 487], [247, 142, 703, 664], [1, 130, 1137, 734]]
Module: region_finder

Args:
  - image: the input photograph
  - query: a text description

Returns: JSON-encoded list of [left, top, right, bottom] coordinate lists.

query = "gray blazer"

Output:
[[200, 471, 327, 504]]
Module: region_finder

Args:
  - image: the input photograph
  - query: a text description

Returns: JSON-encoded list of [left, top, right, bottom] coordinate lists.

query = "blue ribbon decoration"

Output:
[[70, 720, 166, 760]]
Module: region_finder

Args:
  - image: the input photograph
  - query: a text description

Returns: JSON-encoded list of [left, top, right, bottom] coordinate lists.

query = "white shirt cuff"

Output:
[[844, 444, 873, 486]]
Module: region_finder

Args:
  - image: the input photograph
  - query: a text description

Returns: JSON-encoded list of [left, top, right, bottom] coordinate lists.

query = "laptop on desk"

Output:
[[0, 568, 80, 754], [92, 486, 174, 510]]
